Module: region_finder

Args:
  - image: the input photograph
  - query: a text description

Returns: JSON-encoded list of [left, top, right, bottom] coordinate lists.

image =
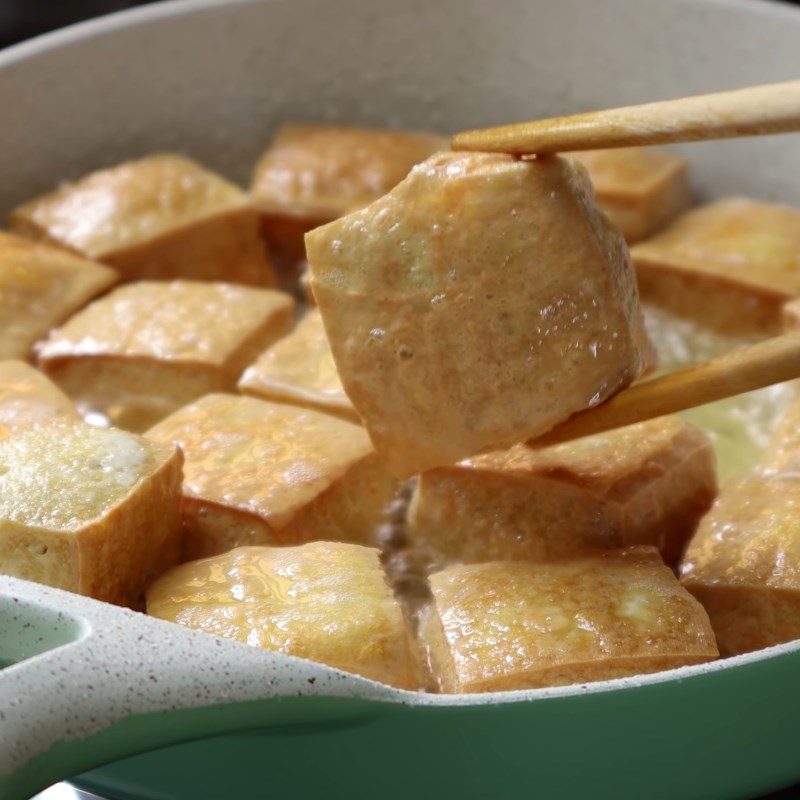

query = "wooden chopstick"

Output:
[[452, 79, 800, 155], [532, 332, 800, 446]]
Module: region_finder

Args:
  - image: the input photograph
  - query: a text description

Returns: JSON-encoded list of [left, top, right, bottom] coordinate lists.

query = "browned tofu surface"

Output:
[[681, 477, 800, 655], [408, 417, 716, 566], [0, 422, 183, 606], [146, 393, 396, 559], [0, 360, 79, 439], [0, 231, 117, 360], [423, 548, 717, 693], [251, 124, 446, 267], [307, 151, 653, 476], [632, 198, 800, 335], [10, 154, 277, 286], [571, 147, 691, 242], [38, 280, 295, 431], [760, 392, 800, 476], [147, 542, 421, 689], [238, 309, 357, 423]]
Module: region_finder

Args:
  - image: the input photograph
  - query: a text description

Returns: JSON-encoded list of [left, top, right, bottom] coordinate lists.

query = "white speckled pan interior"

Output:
[[2, 0, 800, 786]]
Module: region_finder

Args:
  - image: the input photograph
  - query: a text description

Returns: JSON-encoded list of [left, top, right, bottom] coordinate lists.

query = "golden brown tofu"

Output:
[[422, 547, 717, 693], [38, 281, 295, 431], [759, 392, 800, 476], [409, 417, 716, 566], [571, 147, 692, 242], [0, 422, 182, 606], [10, 154, 277, 286], [251, 124, 446, 267], [0, 231, 117, 360], [681, 477, 800, 655], [238, 309, 357, 423], [0, 360, 79, 439], [146, 393, 396, 559], [782, 297, 800, 330], [632, 198, 800, 336], [307, 152, 653, 477], [147, 542, 421, 689]]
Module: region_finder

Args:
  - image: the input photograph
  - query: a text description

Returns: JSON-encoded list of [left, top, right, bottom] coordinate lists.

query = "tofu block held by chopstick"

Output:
[[0, 231, 117, 360], [146, 393, 396, 559], [408, 417, 716, 566], [422, 547, 717, 693], [681, 476, 800, 655], [306, 152, 653, 476], [251, 124, 446, 267], [632, 198, 800, 336], [0, 422, 183, 606], [238, 308, 358, 423], [10, 154, 277, 286], [147, 542, 421, 690], [570, 147, 692, 243], [38, 281, 295, 431], [0, 360, 79, 440]]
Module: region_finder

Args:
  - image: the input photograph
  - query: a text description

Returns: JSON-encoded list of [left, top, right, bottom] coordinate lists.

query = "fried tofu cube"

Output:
[[0, 422, 182, 606], [250, 124, 446, 267], [408, 417, 716, 566], [782, 297, 800, 330], [10, 154, 277, 286], [38, 281, 295, 431], [306, 152, 653, 476], [146, 394, 396, 559], [238, 309, 357, 423], [632, 198, 800, 336], [422, 547, 717, 693], [0, 231, 116, 360], [0, 360, 78, 440], [759, 393, 800, 476], [681, 477, 800, 655], [571, 147, 691, 243], [146, 542, 421, 689]]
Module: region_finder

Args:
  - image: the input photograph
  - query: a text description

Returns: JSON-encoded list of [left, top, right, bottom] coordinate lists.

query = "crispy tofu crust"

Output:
[[0, 231, 117, 360], [146, 542, 422, 689], [681, 477, 800, 655], [10, 154, 277, 286], [0, 360, 79, 439], [238, 309, 358, 423], [632, 198, 800, 335], [38, 281, 295, 431], [251, 124, 447, 221], [307, 152, 652, 476], [408, 416, 716, 566], [423, 547, 717, 693], [570, 147, 692, 242], [760, 392, 800, 475], [0, 422, 182, 607], [146, 393, 396, 558]]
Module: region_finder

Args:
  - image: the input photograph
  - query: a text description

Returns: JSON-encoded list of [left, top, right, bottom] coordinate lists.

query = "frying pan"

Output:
[[1, 0, 800, 797]]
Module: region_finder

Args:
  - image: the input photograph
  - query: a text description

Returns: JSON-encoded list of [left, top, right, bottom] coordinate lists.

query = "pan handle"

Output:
[[0, 578, 386, 800]]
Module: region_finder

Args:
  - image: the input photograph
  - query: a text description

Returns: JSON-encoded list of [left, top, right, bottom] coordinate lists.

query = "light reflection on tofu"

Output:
[[0, 360, 79, 440], [0, 231, 117, 360], [681, 477, 800, 655], [38, 281, 295, 431], [408, 417, 716, 566], [0, 422, 183, 607], [10, 154, 277, 286], [146, 542, 421, 689], [632, 198, 800, 336], [422, 547, 717, 693], [250, 124, 446, 267], [570, 147, 691, 242], [238, 309, 357, 423], [307, 151, 653, 477], [146, 393, 396, 559]]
